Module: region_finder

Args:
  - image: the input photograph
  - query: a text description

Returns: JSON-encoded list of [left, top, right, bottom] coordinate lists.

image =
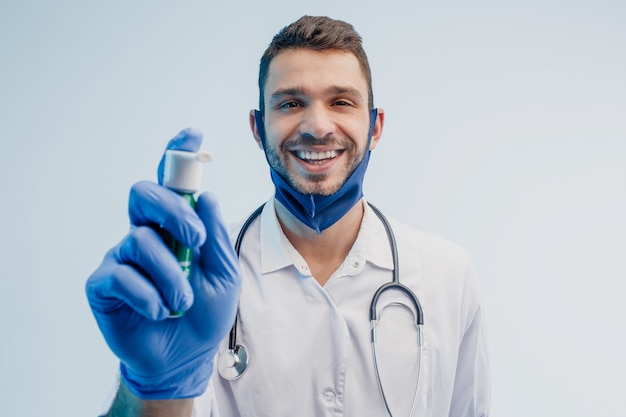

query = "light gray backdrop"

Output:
[[1, 0, 624, 416]]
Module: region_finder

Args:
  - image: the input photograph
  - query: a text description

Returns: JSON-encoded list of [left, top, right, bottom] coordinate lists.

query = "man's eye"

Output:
[[280, 101, 300, 109], [334, 100, 351, 106]]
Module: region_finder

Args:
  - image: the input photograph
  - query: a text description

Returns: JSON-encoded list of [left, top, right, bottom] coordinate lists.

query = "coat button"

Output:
[[323, 389, 336, 402]]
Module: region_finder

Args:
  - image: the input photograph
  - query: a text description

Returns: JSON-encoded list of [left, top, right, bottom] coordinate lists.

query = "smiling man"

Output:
[[86, 16, 490, 417], [258, 48, 378, 197]]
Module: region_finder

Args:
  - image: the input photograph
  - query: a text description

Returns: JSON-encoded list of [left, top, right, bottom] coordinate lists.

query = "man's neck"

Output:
[[275, 199, 365, 286]]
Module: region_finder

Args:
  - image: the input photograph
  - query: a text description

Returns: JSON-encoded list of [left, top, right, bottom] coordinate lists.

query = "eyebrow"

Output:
[[269, 86, 364, 104], [269, 87, 305, 104]]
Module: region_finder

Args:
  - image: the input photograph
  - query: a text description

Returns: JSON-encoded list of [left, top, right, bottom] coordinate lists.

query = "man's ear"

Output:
[[249, 110, 264, 150], [369, 108, 385, 151]]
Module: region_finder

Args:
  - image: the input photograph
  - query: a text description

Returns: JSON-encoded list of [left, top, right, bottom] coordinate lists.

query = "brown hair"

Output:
[[258, 16, 374, 113]]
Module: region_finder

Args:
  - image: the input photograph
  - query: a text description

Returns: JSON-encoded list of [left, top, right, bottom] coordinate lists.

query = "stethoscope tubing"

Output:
[[220, 201, 424, 417], [228, 204, 265, 350], [367, 203, 424, 417]]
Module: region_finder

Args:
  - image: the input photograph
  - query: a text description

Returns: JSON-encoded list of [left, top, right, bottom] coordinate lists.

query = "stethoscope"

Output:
[[217, 202, 424, 417]]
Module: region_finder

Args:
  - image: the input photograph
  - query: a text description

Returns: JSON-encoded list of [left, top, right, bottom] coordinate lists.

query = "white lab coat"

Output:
[[193, 198, 490, 417]]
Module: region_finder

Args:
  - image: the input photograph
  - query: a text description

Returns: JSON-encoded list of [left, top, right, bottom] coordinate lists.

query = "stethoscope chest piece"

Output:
[[218, 345, 249, 380]]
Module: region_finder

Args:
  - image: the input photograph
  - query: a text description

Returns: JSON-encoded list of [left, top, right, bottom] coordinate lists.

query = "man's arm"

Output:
[[86, 128, 241, 413], [107, 379, 194, 417], [449, 262, 491, 417]]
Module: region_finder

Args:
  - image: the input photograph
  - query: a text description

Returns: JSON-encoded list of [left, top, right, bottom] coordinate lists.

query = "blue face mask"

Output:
[[254, 108, 378, 234]]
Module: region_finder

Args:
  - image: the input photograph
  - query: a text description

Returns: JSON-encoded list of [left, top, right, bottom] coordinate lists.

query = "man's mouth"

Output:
[[295, 150, 340, 164]]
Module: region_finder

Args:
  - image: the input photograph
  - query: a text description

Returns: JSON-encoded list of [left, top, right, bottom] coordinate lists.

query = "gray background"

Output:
[[1, 0, 624, 415]]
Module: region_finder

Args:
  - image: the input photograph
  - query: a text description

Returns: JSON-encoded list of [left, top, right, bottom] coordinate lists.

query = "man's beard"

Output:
[[263, 136, 363, 196]]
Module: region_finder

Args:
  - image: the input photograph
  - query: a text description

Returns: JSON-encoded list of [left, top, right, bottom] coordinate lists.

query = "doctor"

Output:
[[86, 15, 490, 417]]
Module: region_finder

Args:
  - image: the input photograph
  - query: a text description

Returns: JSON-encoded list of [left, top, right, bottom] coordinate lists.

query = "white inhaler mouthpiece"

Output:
[[163, 150, 213, 193]]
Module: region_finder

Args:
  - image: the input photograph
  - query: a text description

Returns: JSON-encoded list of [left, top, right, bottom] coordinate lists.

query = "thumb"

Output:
[[157, 127, 204, 185]]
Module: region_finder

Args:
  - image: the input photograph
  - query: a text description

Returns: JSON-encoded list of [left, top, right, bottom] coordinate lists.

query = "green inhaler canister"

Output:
[[162, 149, 212, 317]]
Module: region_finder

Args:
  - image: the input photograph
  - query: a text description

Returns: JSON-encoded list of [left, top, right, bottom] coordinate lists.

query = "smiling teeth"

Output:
[[297, 150, 338, 160]]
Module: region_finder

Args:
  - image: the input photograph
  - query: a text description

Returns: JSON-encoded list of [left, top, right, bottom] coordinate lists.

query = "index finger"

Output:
[[157, 127, 204, 185], [129, 180, 206, 249]]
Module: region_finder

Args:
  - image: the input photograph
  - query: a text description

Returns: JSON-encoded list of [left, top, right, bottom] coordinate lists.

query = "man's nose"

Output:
[[297, 104, 336, 139]]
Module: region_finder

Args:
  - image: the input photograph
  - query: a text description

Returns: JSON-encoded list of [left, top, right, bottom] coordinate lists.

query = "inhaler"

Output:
[[162, 149, 212, 317]]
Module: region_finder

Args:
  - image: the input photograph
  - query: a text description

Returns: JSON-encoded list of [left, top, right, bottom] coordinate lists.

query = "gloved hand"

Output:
[[86, 128, 241, 399]]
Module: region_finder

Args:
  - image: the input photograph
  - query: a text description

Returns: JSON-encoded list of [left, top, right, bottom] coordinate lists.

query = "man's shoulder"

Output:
[[387, 216, 471, 265], [228, 203, 268, 242]]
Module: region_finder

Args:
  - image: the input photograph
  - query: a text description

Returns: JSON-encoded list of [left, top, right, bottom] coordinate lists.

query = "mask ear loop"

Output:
[[254, 110, 266, 146]]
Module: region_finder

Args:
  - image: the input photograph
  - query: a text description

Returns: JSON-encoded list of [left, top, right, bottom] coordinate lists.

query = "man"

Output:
[[86, 16, 490, 417]]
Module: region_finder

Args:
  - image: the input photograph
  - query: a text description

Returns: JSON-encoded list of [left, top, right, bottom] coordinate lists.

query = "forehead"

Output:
[[265, 49, 368, 97]]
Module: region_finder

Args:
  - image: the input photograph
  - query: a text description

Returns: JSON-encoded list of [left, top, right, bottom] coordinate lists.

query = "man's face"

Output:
[[252, 48, 382, 196]]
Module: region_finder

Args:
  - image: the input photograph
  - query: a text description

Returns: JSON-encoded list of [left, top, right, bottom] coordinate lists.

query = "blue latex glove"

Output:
[[86, 128, 241, 399]]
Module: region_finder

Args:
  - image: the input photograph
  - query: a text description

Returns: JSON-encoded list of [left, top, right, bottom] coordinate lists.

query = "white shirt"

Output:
[[194, 198, 490, 417]]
